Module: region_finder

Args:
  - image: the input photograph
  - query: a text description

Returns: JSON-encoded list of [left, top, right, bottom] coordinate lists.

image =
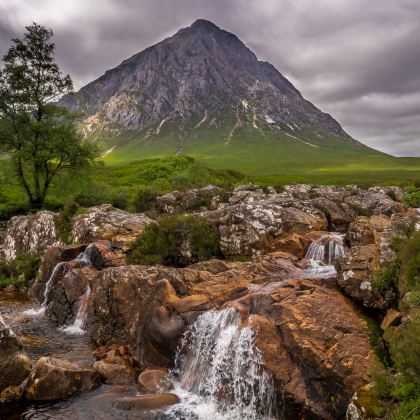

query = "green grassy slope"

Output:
[[103, 124, 420, 183]]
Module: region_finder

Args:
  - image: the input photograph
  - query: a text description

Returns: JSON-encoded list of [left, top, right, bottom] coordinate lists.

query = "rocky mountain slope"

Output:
[[60, 20, 382, 166]]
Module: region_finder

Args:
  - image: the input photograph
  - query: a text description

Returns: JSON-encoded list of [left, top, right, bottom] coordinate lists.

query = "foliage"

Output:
[[372, 261, 400, 293], [128, 214, 221, 267], [384, 316, 420, 385], [131, 188, 160, 213], [403, 185, 420, 207], [400, 232, 420, 292], [0, 23, 97, 209], [54, 201, 81, 243], [0, 253, 41, 289]]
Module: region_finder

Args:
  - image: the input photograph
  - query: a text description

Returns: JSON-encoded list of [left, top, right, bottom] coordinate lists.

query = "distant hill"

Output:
[[60, 19, 417, 175]]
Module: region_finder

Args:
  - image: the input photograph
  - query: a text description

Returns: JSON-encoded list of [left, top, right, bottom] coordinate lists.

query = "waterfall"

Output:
[[305, 233, 345, 264], [167, 308, 276, 420], [24, 244, 94, 317], [304, 233, 346, 279], [24, 262, 67, 316], [61, 285, 91, 335]]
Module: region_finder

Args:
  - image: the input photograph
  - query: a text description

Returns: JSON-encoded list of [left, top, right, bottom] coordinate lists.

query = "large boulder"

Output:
[[25, 357, 101, 401], [156, 185, 221, 213], [71, 205, 153, 251], [45, 263, 98, 325], [235, 278, 373, 419], [310, 196, 355, 231], [203, 199, 327, 256], [0, 317, 31, 393], [344, 191, 405, 216], [335, 244, 393, 308], [28, 244, 87, 302], [3, 211, 62, 261], [93, 356, 135, 385]]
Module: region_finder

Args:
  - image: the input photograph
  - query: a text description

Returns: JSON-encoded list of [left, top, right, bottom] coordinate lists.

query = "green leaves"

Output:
[[0, 23, 97, 209]]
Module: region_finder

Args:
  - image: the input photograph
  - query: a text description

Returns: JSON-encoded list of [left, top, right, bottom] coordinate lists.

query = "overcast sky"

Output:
[[1, 0, 419, 156]]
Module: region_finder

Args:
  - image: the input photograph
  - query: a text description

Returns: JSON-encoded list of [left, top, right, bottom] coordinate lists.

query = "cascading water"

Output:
[[304, 233, 346, 278], [24, 244, 94, 317], [23, 262, 67, 316], [167, 308, 276, 420], [61, 285, 91, 335]]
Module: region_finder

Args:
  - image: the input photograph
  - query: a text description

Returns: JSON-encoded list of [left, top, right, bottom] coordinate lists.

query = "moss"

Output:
[[128, 214, 222, 267]]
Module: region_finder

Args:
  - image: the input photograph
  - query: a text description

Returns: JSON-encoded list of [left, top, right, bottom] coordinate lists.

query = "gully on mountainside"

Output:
[[0, 184, 418, 419]]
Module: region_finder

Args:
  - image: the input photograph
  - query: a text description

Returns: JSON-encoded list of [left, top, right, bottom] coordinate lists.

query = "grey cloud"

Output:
[[0, 0, 419, 156]]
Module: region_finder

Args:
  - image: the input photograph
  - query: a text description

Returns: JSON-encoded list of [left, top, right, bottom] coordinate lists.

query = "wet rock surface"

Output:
[[0, 183, 415, 419], [25, 356, 101, 401], [0, 317, 31, 393]]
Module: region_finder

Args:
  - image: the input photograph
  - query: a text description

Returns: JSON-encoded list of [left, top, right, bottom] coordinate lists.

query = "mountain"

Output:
[[60, 19, 386, 174]]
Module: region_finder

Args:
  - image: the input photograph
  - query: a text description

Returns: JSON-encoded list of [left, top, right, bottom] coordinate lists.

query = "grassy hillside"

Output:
[[0, 157, 245, 219], [102, 124, 420, 182]]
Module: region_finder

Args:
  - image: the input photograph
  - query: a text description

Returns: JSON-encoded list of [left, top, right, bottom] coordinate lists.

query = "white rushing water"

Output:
[[23, 262, 67, 316], [304, 233, 346, 278], [24, 244, 95, 319], [61, 285, 91, 335], [167, 308, 276, 420]]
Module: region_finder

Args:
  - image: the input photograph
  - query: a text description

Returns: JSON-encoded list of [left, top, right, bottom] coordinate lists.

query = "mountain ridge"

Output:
[[59, 19, 387, 170]]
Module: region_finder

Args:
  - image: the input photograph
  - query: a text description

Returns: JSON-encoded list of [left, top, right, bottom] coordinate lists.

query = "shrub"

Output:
[[0, 253, 41, 289], [349, 204, 371, 217], [131, 188, 160, 213], [384, 315, 420, 385], [403, 185, 420, 207], [400, 232, 420, 292], [372, 261, 400, 293], [128, 214, 222, 267], [54, 202, 80, 243]]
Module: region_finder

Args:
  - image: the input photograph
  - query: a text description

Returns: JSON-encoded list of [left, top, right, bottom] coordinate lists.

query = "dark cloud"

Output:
[[1, 0, 419, 156]]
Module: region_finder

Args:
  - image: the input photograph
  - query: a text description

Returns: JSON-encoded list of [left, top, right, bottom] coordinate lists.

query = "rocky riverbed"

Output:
[[0, 184, 418, 419]]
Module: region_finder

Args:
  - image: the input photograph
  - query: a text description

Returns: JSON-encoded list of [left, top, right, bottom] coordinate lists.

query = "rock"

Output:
[[310, 196, 355, 231], [0, 317, 31, 393], [112, 393, 180, 411], [45, 263, 98, 325], [344, 191, 405, 216], [157, 185, 221, 213], [28, 244, 87, 303], [239, 278, 373, 419], [380, 309, 402, 330], [272, 233, 307, 258], [138, 369, 172, 392], [335, 244, 393, 308], [3, 211, 62, 261], [203, 199, 327, 256], [311, 185, 361, 201], [83, 240, 126, 269], [368, 186, 405, 201], [25, 357, 101, 401], [0, 385, 23, 404], [71, 205, 153, 251], [93, 356, 135, 385], [348, 217, 376, 246]]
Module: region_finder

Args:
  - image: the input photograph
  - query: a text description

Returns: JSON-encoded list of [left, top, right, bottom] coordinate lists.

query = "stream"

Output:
[[0, 232, 346, 419]]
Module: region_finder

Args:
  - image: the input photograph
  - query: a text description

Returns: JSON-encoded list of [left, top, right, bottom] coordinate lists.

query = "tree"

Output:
[[0, 23, 97, 209]]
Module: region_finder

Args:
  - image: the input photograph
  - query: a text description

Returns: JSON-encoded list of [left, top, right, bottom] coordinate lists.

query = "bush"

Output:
[[372, 261, 400, 293], [403, 185, 420, 207], [384, 315, 420, 385], [54, 202, 80, 243], [131, 188, 160, 213], [128, 214, 222, 267], [400, 232, 420, 292], [0, 253, 41, 289]]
